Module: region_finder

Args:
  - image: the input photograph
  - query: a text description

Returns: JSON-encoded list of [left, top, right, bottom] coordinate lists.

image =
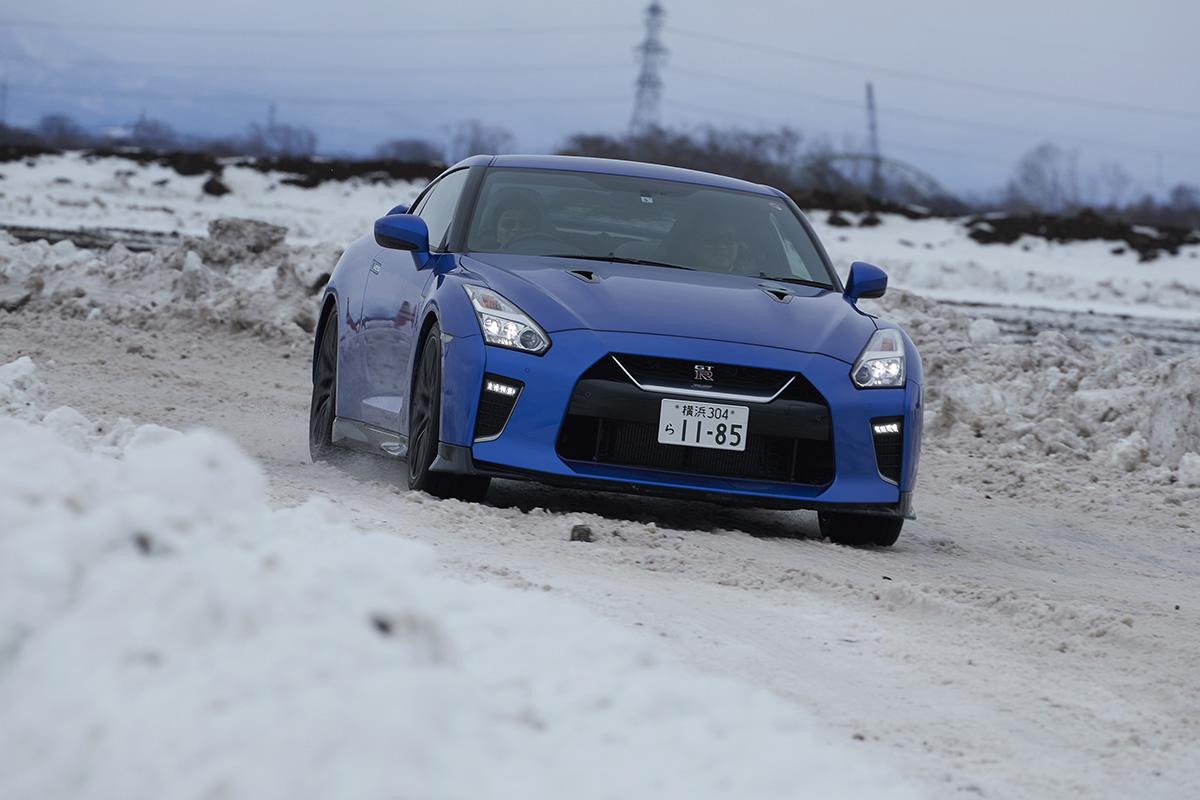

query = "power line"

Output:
[[63, 57, 621, 77], [667, 26, 1200, 122], [662, 98, 1025, 168], [9, 83, 628, 111], [0, 16, 635, 39], [669, 65, 1200, 162]]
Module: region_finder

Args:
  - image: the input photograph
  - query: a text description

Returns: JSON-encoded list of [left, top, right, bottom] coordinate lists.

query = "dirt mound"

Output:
[[233, 156, 446, 188], [965, 210, 1200, 262], [82, 147, 222, 177], [0, 143, 60, 163], [790, 190, 934, 220]]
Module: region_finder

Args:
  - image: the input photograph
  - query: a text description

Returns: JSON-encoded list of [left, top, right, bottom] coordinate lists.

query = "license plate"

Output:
[[657, 399, 749, 452]]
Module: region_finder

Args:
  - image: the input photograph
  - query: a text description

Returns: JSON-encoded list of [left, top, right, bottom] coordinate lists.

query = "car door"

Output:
[[358, 168, 471, 432]]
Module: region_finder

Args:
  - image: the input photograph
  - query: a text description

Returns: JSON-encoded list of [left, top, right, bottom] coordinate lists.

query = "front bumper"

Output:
[[437, 329, 922, 516]]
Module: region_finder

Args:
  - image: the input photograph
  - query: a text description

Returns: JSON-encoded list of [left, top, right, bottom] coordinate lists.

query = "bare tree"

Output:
[[561, 125, 802, 188], [375, 137, 442, 162], [35, 114, 93, 149], [1092, 162, 1133, 208], [1005, 143, 1081, 213], [1168, 183, 1200, 213], [126, 115, 179, 150], [243, 120, 318, 157], [445, 120, 516, 162]]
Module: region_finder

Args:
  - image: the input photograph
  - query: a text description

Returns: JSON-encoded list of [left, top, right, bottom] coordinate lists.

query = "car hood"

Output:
[[457, 253, 878, 363]]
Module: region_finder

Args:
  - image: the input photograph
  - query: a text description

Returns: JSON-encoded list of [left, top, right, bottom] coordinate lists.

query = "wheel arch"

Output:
[[409, 305, 442, 396], [311, 291, 339, 385]]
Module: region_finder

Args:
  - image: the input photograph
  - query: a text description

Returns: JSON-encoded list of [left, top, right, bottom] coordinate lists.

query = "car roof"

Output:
[[453, 154, 784, 198]]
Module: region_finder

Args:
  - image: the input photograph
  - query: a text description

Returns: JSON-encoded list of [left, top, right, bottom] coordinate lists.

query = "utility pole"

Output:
[[0, 75, 8, 128], [866, 81, 882, 198], [630, 1, 667, 134]]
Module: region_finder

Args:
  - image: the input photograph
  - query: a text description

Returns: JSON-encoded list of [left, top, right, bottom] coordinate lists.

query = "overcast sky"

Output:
[[3, 0, 1198, 197]]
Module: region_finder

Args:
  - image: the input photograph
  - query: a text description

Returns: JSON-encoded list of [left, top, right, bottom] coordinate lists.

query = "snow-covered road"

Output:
[[5, 314, 1198, 798], [2, 153, 1199, 797]]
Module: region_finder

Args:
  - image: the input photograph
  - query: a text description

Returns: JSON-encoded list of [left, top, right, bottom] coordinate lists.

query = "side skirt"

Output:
[[332, 417, 408, 459]]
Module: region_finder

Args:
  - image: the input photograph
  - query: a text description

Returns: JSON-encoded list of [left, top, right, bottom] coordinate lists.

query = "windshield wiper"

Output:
[[755, 274, 833, 290], [544, 254, 695, 271]]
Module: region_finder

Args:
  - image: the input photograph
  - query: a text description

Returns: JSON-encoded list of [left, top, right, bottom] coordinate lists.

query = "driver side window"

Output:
[[414, 169, 469, 252]]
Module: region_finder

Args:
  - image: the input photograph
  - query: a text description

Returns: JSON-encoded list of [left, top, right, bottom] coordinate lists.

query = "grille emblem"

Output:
[[693, 364, 714, 382]]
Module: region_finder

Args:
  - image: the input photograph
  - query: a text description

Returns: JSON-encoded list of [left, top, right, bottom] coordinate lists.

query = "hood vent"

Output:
[[760, 286, 795, 303], [568, 269, 599, 283]]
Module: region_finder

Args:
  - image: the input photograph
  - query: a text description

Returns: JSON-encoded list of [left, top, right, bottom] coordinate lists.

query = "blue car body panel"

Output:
[[318, 155, 923, 514]]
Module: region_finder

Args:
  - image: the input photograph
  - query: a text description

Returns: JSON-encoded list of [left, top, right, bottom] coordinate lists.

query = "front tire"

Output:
[[407, 324, 491, 502], [309, 312, 340, 462], [818, 511, 903, 547]]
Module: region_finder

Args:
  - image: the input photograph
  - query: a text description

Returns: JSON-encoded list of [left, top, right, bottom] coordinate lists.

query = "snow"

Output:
[[0, 358, 914, 800], [967, 316, 1001, 343], [864, 289, 1200, 488], [812, 212, 1200, 319], [0, 217, 337, 337], [3, 151, 1200, 798], [0, 151, 421, 243], [1178, 452, 1200, 487]]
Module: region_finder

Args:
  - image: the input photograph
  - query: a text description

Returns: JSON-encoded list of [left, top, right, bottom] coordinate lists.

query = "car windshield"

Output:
[[465, 167, 835, 286]]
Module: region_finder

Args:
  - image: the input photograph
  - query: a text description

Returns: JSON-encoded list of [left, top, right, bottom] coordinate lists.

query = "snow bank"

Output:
[[0, 358, 914, 800], [867, 290, 1200, 494], [815, 212, 1200, 318], [0, 151, 421, 243], [0, 218, 338, 337]]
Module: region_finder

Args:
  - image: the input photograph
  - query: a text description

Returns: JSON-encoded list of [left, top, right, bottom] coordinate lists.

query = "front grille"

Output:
[[614, 353, 811, 399], [474, 375, 522, 440], [556, 355, 834, 486], [871, 417, 903, 483]]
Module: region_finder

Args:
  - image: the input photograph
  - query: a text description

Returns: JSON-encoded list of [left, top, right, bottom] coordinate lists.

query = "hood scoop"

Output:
[[567, 269, 599, 283], [760, 285, 796, 303]]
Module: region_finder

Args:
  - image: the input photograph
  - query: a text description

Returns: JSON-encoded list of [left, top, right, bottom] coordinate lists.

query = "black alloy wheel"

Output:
[[309, 313, 340, 462], [407, 324, 491, 502]]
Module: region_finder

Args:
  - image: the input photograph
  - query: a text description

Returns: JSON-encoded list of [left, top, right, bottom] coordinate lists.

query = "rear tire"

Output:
[[309, 311, 340, 462], [818, 511, 903, 547], [407, 324, 491, 502]]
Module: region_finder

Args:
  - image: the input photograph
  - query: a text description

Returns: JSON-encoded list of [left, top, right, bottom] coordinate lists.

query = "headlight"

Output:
[[462, 284, 550, 354], [851, 329, 905, 388]]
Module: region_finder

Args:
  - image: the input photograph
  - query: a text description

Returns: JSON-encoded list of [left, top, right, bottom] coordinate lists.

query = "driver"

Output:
[[481, 187, 544, 250], [663, 212, 749, 274], [688, 222, 740, 272]]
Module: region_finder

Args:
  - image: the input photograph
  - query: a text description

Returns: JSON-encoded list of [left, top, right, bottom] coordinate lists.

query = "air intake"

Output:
[[474, 375, 523, 441], [871, 417, 903, 483]]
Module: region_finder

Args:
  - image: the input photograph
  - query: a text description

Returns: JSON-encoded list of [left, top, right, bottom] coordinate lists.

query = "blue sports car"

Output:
[[310, 155, 922, 546]]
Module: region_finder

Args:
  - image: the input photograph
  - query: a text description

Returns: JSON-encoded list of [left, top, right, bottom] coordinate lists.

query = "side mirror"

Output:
[[387, 203, 409, 215], [844, 261, 888, 302], [374, 214, 429, 253]]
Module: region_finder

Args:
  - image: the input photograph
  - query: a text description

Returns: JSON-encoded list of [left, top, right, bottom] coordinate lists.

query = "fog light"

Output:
[[485, 379, 519, 397], [872, 421, 901, 435]]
